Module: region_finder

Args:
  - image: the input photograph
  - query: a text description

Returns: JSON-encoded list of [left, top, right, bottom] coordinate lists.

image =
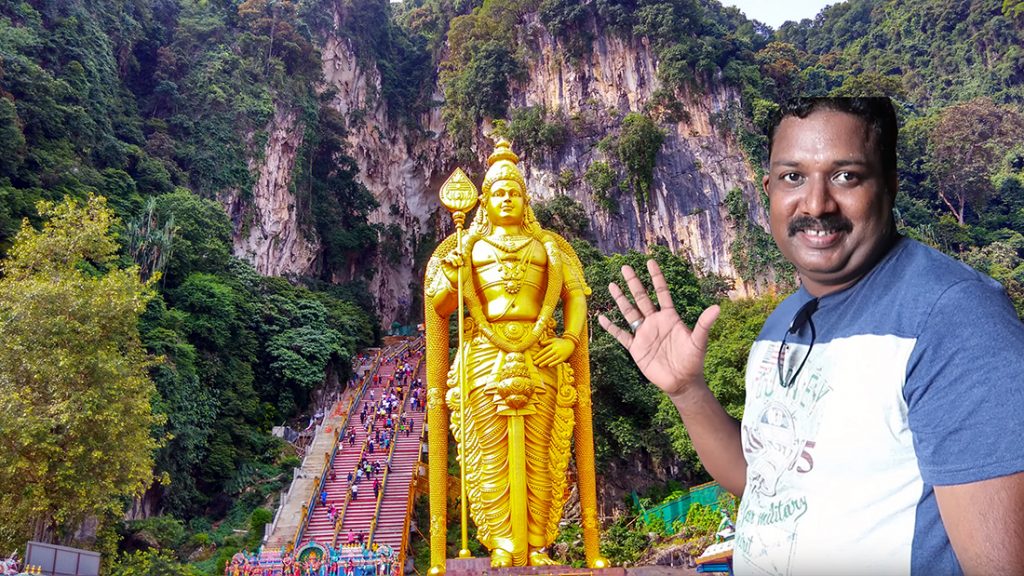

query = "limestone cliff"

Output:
[[511, 14, 768, 297], [223, 105, 319, 277], [320, 25, 454, 325], [234, 8, 771, 325]]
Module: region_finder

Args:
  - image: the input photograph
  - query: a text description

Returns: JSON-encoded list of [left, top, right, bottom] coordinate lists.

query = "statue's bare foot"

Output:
[[528, 551, 558, 566], [490, 548, 513, 568], [588, 556, 611, 569]]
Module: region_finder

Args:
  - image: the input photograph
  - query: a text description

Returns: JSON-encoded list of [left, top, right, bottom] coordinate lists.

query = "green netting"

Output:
[[638, 482, 726, 526]]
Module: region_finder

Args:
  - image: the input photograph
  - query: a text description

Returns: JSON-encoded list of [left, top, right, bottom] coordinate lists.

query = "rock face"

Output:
[[226, 105, 319, 277], [319, 19, 454, 326], [233, 8, 770, 324], [511, 15, 767, 296]]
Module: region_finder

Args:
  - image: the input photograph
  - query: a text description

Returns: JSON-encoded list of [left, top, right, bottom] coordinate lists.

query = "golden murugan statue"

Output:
[[423, 140, 608, 572]]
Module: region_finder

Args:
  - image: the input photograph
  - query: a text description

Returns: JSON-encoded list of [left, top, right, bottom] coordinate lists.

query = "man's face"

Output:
[[485, 179, 526, 226], [764, 109, 896, 296]]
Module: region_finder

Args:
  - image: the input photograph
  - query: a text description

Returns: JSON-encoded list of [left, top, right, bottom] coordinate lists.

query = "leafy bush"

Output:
[[584, 161, 619, 212], [532, 195, 589, 240], [506, 105, 569, 157], [616, 113, 665, 204]]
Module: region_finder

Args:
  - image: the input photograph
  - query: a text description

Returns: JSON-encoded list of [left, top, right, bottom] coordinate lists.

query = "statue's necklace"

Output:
[[483, 234, 532, 253], [485, 240, 534, 294]]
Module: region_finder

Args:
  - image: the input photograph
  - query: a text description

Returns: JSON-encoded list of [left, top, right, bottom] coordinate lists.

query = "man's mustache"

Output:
[[788, 215, 853, 237]]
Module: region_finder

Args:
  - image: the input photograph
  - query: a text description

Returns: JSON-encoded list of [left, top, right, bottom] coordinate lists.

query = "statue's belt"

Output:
[[464, 318, 553, 344]]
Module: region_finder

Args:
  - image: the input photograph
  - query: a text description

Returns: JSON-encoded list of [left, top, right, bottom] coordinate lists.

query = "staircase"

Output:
[[298, 342, 425, 556], [368, 360, 427, 551]]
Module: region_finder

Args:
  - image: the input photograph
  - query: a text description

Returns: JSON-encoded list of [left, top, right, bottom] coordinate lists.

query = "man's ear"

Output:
[[762, 173, 771, 196]]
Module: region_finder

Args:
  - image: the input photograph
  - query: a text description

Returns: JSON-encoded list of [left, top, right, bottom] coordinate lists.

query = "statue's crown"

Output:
[[482, 138, 527, 199]]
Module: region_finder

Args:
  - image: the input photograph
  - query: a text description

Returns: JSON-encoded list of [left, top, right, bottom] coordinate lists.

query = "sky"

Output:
[[718, 0, 840, 29]]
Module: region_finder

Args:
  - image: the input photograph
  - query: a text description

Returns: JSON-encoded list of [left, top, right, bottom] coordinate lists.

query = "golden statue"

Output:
[[423, 140, 608, 571]]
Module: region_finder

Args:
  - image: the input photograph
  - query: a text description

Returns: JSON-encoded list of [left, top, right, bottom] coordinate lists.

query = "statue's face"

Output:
[[485, 179, 525, 226]]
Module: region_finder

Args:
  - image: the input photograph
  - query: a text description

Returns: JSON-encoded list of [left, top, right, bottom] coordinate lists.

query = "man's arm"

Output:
[[598, 259, 747, 496], [935, 472, 1024, 576]]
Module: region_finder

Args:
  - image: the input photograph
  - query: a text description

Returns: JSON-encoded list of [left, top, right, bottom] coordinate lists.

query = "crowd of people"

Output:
[[226, 543, 397, 576]]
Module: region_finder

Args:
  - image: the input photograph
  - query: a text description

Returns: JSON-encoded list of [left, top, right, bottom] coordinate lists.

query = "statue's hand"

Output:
[[534, 337, 574, 367], [441, 248, 464, 285], [597, 260, 720, 401]]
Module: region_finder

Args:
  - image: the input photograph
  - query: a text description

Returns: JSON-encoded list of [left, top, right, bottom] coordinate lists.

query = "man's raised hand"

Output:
[[596, 259, 720, 399]]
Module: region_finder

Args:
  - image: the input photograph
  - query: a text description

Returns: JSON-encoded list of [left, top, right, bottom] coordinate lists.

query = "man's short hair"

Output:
[[767, 97, 899, 175]]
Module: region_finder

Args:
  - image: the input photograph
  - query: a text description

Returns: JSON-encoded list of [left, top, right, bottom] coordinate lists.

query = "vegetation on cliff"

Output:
[[0, 0, 377, 566]]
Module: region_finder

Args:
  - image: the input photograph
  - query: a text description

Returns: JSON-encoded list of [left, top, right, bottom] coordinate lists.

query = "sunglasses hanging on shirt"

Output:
[[777, 298, 819, 389]]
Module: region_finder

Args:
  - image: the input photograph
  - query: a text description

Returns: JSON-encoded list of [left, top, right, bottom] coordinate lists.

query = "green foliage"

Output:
[[615, 112, 665, 203], [0, 0, 383, 563], [532, 195, 589, 240], [294, 106, 379, 280], [141, 296, 217, 518], [124, 197, 177, 281], [248, 508, 272, 547], [584, 160, 619, 212], [109, 550, 201, 576], [724, 188, 794, 288], [0, 96, 27, 175], [778, 0, 1024, 107], [122, 516, 188, 551], [329, 0, 434, 124], [505, 105, 569, 157], [928, 98, 1024, 224], [538, 0, 594, 60], [437, 1, 534, 160], [678, 492, 738, 555], [152, 189, 233, 287], [599, 514, 650, 566], [0, 195, 160, 549], [556, 168, 576, 192]]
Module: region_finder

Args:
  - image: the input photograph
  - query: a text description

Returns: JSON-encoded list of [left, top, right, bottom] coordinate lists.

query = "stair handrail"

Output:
[[366, 415, 400, 547], [292, 347, 383, 550]]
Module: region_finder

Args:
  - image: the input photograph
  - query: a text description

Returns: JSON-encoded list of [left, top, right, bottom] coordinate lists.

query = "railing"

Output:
[[291, 348, 383, 550], [367, 418, 400, 547], [331, 345, 399, 545]]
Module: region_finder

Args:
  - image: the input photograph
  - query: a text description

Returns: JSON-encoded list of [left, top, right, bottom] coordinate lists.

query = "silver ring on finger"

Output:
[[629, 318, 644, 332]]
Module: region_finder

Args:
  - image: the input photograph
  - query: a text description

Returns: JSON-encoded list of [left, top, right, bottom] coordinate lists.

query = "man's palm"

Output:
[[628, 308, 708, 397], [597, 260, 719, 399]]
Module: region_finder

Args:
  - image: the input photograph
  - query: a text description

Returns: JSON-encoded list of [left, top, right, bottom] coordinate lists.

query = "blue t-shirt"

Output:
[[733, 237, 1024, 575]]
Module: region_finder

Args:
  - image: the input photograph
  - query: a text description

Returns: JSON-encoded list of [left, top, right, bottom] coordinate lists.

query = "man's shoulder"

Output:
[[872, 237, 1006, 306], [845, 237, 1015, 337], [887, 237, 995, 286]]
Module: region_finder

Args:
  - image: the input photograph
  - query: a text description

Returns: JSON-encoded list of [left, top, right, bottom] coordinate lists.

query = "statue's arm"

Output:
[[560, 258, 588, 349], [561, 285, 586, 349], [428, 235, 475, 319], [426, 256, 457, 318]]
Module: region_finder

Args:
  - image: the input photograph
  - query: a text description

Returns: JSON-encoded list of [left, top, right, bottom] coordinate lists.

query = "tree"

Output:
[[616, 113, 665, 204], [929, 98, 1024, 224], [0, 195, 160, 549], [152, 189, 233, 286]]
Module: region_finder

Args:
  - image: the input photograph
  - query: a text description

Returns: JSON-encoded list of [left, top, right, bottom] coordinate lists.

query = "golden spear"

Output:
[[438, 168, 478, 561]]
